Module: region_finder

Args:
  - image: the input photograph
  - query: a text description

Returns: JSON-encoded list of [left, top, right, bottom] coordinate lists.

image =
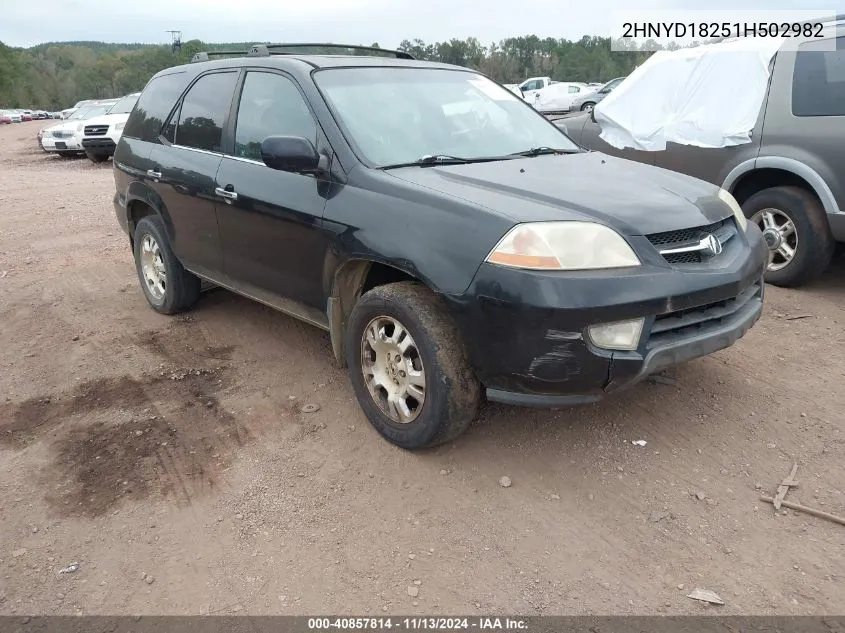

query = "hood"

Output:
[[386, 151, 731, 236], [45, 120, 78, 133], [83, 112, 130, 127]]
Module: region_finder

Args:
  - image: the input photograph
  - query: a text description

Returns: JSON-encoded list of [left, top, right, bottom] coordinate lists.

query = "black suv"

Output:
[[112, 44, 768, 449]]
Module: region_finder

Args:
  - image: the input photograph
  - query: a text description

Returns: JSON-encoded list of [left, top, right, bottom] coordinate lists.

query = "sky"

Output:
[[0, 0, 831, 48]]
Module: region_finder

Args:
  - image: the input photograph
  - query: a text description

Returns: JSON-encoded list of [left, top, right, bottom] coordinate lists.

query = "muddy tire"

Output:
[[345, 282, 480, 450], [86, 152, 109, 163], [742, 186, 834, 287], [132, 215, 201, 315]]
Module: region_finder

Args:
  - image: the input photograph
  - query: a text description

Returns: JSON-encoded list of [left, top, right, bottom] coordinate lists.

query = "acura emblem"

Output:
[[703, 233, 722, 256]]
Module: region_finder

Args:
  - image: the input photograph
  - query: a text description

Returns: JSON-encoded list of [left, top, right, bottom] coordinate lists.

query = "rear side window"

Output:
[[233, 72, 317, 161], [792, 36, 845, 116], [122, 72, 188, 142], [174, 72, 238, 152]]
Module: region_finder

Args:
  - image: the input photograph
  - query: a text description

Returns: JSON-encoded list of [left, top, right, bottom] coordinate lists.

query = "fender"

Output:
[[125, 180, 175, 239], [723, 156, 840, 217]]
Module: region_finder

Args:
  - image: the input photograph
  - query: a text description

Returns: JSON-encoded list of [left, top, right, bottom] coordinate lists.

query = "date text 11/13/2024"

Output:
[[307, 618, 528, 630]]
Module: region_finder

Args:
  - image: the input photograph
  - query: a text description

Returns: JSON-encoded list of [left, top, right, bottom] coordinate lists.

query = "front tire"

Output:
[[742, 186, 834, 287], [132, 215, 201, 314], [581, 102, 596, 112], [345, 282, 480, 450]]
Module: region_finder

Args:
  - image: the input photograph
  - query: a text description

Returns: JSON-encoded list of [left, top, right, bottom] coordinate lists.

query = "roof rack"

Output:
[[190, 43, 414, 64]]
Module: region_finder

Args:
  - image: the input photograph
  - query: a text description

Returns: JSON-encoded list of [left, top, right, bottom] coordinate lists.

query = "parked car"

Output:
[[41, 104, 115, 157], [0, 110, 13, 124], [81, 92, 141, 162], [570, 76, 626, 112], [557, 22, 845, 287], [528, 82, 598, 114], [21, 110, 33, 121], [111, 43, 766, 449], [32, 110, 49, 120], [6, 110, 23, 123]]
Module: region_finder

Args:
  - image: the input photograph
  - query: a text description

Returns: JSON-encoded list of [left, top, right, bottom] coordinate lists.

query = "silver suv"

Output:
[[557, 23, 845, 287]]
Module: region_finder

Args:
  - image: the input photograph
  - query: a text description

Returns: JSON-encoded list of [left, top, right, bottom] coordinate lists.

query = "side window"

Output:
[[122, 72, 187, 142], [174, 72, 238, 152], [233, 72, 317, 161], [792, 36, 845, 117], [569, 86, 580, 93]]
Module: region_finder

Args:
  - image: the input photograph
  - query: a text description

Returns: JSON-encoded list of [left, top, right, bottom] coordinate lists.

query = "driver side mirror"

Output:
[[261, 135, 322, 173]]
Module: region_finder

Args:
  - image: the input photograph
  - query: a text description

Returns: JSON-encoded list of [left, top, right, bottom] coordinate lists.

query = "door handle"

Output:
[[146, 169, 162, 179], [215, 186, 238, 201]]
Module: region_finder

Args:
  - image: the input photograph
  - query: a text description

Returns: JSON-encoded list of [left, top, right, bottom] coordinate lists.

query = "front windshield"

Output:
[[109, 94, 139, 115], [314, 68, 579, 167]]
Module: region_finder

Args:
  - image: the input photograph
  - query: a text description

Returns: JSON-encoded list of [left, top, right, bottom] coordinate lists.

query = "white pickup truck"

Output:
[[503, 76, 555, 99]]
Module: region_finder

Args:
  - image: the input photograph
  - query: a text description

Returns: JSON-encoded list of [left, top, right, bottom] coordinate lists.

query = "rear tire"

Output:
[[345, 282, 480, 450], [742, 186, 834, 287], [86, 152, 109, 163], [132, 215, 201, 314]]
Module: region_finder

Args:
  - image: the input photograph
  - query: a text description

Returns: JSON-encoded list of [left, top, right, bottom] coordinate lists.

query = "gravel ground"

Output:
[[1, 120, 844, 616]]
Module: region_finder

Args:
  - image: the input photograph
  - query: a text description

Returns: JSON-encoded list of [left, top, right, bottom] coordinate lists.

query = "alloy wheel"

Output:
[[751, 207, 798, 272], [140, 234, 167, 300], [360, 316, 426, 424]]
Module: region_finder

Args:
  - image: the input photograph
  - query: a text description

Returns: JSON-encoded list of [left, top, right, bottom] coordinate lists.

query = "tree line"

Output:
[[0, 36, 659, 110]]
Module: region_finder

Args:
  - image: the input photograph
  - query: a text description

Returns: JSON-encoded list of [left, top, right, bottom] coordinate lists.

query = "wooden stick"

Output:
[[773, 462, 799, 510], [760, 496, 845, 527]]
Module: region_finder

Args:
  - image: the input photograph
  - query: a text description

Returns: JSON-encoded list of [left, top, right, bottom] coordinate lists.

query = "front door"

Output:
[[215, 70, 331, 312]]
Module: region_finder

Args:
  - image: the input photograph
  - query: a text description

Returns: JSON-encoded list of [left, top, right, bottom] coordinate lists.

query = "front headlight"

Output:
[[485, 221, 641, 270], [115, 122, 125, 131], [718, 188, 747, 231]]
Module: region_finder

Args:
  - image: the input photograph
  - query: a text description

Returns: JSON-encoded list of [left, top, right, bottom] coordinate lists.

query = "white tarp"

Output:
[[594, 38, 785, 151]]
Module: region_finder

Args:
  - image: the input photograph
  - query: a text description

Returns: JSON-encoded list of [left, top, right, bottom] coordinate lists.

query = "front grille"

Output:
[[84, 125, 108, 136], [663, 251, 702, 265], [647, 219, 727, 248], [646, 218, 736, 265], [647, 282, 762, 349]]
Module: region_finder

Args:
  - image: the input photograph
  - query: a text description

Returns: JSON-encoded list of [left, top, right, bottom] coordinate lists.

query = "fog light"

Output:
[[588, 318, 645, 351]]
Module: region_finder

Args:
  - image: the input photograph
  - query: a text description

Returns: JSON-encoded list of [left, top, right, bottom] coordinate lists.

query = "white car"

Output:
[[528, 82, 600, 114], [41, 104, 115, 156], [80, 92, 140, 162]]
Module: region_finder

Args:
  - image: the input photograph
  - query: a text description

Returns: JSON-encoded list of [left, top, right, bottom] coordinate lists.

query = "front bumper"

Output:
[[446, 224, 768, 407], [41, 135, 82, 152], [82, 136, 117, 154]]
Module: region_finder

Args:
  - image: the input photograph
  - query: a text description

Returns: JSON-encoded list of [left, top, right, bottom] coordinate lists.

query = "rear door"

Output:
[[147, 70, 239, 277], [215, 69, 331, 313]]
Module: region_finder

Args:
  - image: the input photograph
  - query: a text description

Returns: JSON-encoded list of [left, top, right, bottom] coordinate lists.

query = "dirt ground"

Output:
[[1, 120, 844, 616]]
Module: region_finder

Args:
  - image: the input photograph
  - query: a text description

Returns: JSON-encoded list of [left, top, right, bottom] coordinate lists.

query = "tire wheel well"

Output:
[[329, 261, 419, 367], [127, 201, 156, 248], [731, 168, 821, 208]]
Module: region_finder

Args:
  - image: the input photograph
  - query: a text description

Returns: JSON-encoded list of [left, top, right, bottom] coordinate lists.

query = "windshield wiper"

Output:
[[509, 146, 578, 157], [380, 154, 517, 169]]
